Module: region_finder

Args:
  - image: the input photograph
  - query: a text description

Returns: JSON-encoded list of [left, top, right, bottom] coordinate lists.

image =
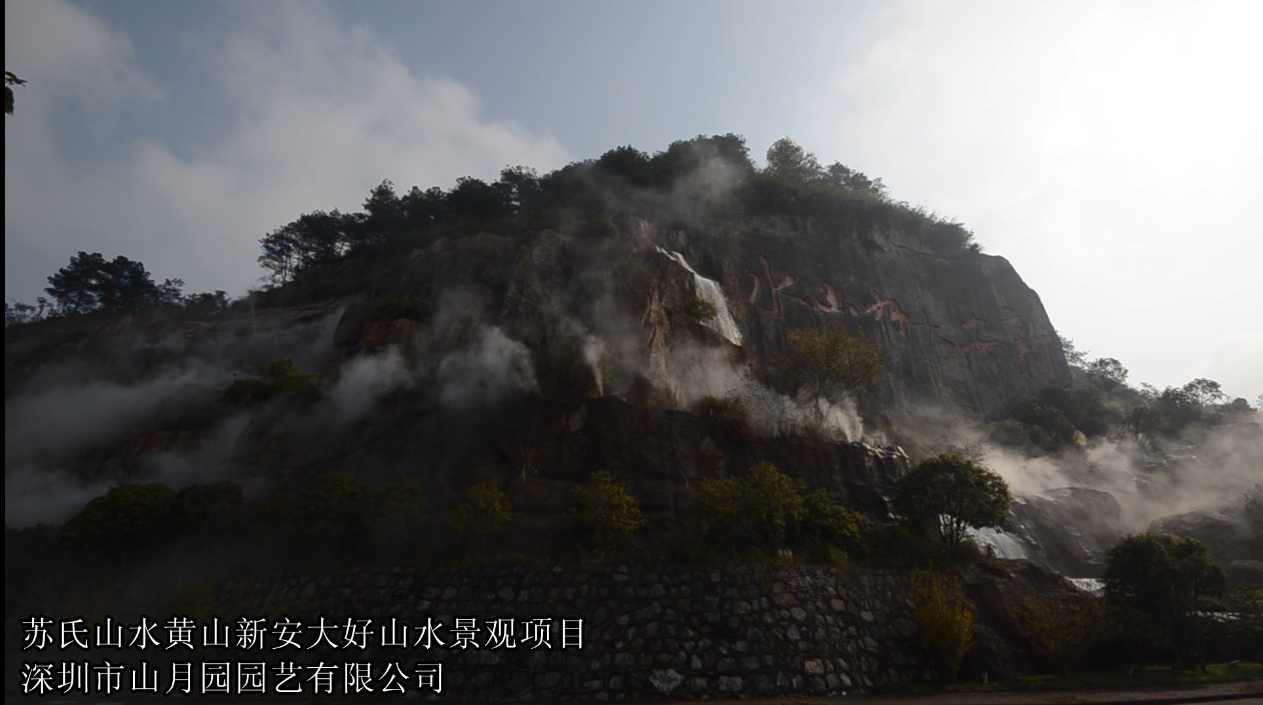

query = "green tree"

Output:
[[1103, 533, 1226, 665], [45, 252, 171, 313], [572, 471, 642, 550], [1086, 357, 1129, 390], [1182, 378, 1225, 406], [778, 328, 883, 401], [914, 573, 975, 682], [765, 137, 823, 182], [695, 463, 806, 551], [893, 454, 1011, 548]]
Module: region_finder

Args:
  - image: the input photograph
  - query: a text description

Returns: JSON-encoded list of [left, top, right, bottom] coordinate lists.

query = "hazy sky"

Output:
[[5, 0, 1261, 400]]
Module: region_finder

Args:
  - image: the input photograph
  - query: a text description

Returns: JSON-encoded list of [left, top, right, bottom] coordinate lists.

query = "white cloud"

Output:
[[810, 0, 1263, 398], [4, 0, 568, 299]]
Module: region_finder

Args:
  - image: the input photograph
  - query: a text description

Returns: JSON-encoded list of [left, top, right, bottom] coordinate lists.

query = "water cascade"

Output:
[[655, 247, 743, 346]]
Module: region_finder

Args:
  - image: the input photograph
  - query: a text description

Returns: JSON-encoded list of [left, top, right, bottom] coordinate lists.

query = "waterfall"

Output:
[[1066, 578, 1105, 594], [655, 247, 743, 346], [966, 526, 1030, 560]]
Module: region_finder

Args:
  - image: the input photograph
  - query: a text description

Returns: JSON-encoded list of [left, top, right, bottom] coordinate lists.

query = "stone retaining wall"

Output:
[[216, 564, 930, 702]]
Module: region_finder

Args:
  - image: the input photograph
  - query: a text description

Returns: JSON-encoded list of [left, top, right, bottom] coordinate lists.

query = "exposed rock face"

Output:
[[638, 216, 1071, 414], [1003, 488, 1130, 577], [1150, 509, 1259, 570], [3, 214, 1060, 535]]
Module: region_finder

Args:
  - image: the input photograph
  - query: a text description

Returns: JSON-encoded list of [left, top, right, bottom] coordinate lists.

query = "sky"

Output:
[[5, 0, 1261, 401]]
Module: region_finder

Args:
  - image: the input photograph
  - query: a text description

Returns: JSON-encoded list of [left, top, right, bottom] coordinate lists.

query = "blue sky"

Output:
[[5, 0, 1261, 400]]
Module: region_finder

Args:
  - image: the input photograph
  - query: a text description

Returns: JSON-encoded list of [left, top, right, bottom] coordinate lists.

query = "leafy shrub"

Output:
[[682, 297, 717, 322], [1015, 594, 1104, 675], [454, 480, 512, 538], [914, 573, 975, 682], [1103, 533, 1226, 665], [693, 463, 861, 559], [222, 358, 321, 406], [366, 295, 422, 322], [893, 454, 1011, 548], [741, 463, 806, 549], [572, 471, 642, 550], [795, 489, 864, 557]]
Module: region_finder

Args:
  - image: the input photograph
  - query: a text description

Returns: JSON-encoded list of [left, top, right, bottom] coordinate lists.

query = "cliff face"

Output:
[[3, 213, 1066, 532], [639, 216, 1070, 414], [297, 213, 1069, 417]]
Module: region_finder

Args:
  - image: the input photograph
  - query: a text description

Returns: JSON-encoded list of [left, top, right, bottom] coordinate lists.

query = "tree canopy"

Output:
[[893, 453, 1012, 548], [44, 251, 183, 314]]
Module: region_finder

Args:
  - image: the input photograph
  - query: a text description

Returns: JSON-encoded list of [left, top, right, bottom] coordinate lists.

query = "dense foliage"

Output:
[[1103, 533, 1226, 665], [775, 327, 884, 401], [571, 471, 643, 550], [693, 462, 864, 560], [893, 454, 1011, 548], [913, 573, 975, 682]]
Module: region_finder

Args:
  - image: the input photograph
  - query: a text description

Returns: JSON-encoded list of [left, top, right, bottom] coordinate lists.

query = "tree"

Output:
[[4, 71, 26, 115], [825, 162, 886, 197], [44, 252, 170, 313], [1059, 335, 1088, 367], [258, 210, 358, 285], [765, 137, 823, 182], [1182, 378, 1225, 407], [595, 146, 654, 187], [445, 177, 513, 221], [893, 454, 1011, 548], [694, 463, 806, 551], [497, 166, 542, 212], [360, 179, 406, 244], [777, 328, 883, 401], [1086, 357, 1128, 390], [1103, 533, 1226, 665]]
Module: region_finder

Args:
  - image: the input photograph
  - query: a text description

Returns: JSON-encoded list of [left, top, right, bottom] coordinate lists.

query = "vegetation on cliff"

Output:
[[5, 134, 978, 325]]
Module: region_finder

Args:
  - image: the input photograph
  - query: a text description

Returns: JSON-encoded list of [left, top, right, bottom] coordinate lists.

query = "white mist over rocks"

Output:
[[895, 401, 1263, 569], [437, 326, 539, 411]]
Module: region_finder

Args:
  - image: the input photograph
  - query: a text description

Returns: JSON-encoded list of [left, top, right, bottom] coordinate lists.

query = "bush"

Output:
[[366, 295, 422, 322], [222, 358, 321, 406], [682, 297, 717, 322], [795, 489, 864, 557], [454, 480, 512, 538], [572, 471, 642, 550], [693, 463, 864, 560], [1015, 594, 1104, 675], [914, 573, 975, 682]]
